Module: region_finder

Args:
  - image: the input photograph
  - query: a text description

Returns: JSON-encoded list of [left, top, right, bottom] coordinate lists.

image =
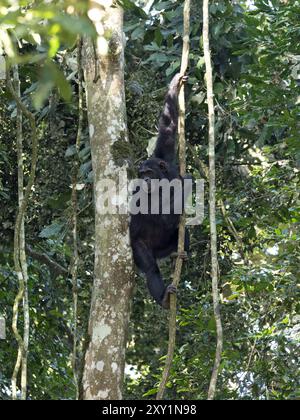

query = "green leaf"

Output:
[[191, 91, 206, 105], [154, 28, 163, 47], [197, 56, 205, 69], [131, 26, 144, 41], [65, 145, 77, 158], [214, 82, 224, 94], [50, 63, 72, 102], [48, 35, 60, 58], [142, 388, 158, 397], [33, 80, 54, 110], [166, 60, 180, 77], [116, 0, 148, 19], [33, 62, 71, 109]]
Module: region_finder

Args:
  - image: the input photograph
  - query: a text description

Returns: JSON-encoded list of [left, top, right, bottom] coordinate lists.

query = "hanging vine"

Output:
[[156, 0, 190, 400], [6, 61, 38, 400], [202, 0, 224, 400], [71, 36, 84, 400]]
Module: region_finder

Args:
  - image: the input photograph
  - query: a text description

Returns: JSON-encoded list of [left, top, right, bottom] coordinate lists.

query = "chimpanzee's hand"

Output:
[[161, 284, 177, 309], [169, 73, 189, 91], [180, 75, 189, 85]]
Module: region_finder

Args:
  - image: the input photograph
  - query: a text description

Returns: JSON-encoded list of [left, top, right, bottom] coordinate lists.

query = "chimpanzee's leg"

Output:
[[154, 239, 178, 259], [131, 239, 168, 306], [156, 228, 190, 260]]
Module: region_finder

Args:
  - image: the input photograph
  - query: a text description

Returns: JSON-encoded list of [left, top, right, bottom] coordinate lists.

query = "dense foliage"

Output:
[[0, 0, 299, 400]]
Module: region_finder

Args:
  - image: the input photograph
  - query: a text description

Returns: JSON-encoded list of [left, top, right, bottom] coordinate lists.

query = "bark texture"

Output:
[[81, 1, 133, 400]]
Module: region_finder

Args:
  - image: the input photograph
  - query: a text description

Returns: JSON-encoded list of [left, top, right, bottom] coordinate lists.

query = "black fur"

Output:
[[130, 74, 189, 309]]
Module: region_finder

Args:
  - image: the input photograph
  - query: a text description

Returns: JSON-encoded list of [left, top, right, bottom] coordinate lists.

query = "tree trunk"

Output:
[[81, 2, 133, 400]]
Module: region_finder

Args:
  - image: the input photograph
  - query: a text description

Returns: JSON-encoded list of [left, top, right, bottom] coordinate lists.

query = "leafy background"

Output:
[[0, 0, 299, 400]]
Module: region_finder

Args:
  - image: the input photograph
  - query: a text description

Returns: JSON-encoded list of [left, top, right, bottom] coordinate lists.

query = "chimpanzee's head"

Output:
[[138, 158, 170, 192]]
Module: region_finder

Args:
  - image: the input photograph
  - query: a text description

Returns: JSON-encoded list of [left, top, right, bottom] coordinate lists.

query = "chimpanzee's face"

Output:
[[138, 158, 169, 193]]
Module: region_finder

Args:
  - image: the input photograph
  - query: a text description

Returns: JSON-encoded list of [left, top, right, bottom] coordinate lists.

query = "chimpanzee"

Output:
[[129, 73, 189, 309]]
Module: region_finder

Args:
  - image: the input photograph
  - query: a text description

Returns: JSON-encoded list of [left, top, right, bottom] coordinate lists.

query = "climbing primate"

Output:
[[130, 73, 189, 309]]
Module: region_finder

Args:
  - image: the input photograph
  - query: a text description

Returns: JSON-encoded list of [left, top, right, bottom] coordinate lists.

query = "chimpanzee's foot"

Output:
[[171, 251, 189, 262], [161, 284, 177, 309]]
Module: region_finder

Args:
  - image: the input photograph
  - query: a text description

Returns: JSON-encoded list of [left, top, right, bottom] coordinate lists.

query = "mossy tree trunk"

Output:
[[81, 1, 133, 400]]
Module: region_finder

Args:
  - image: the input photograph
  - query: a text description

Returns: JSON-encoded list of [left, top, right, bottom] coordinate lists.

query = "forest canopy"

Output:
[[0, 0, 299, 401]]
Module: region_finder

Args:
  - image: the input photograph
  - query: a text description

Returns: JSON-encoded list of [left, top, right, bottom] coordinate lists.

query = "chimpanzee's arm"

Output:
[[153, 73, 184, 163]]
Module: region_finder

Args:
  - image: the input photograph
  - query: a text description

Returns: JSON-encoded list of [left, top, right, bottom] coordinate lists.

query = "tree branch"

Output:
[[219, 199, 249, 265], [26, 245, 68, 277]]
